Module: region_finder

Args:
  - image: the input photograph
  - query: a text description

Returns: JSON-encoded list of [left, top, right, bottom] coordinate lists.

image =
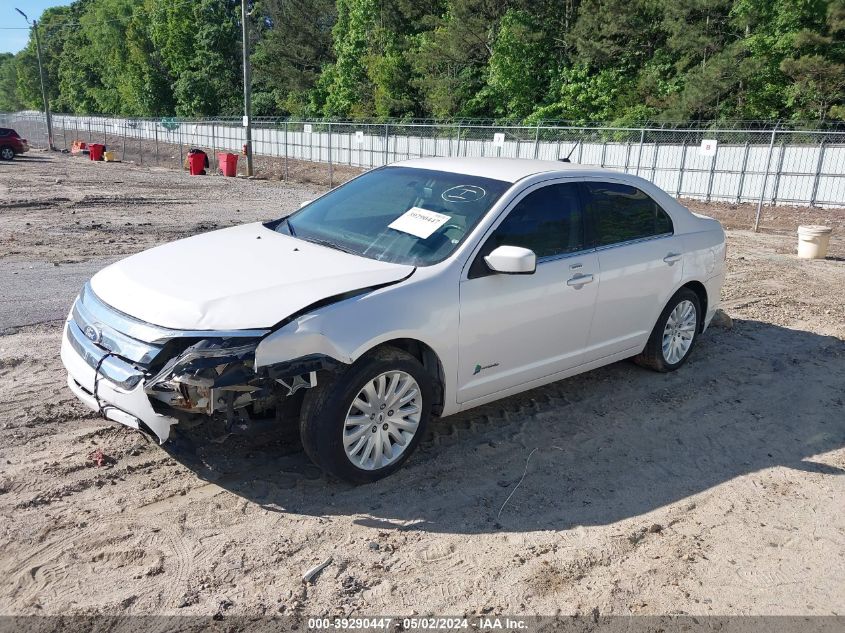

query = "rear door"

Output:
[[457, 181, 599, 403], [580, 180, 684, 361]]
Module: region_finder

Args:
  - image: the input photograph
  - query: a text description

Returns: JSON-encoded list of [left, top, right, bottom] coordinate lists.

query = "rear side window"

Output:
[[488, 183, 585, 258], [582, 182, 673, 246]]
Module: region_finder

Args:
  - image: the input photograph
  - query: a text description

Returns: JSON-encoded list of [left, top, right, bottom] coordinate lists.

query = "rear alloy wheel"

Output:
[[662, 299, 697, 364], [0, 146, 14, 161], [299, 346, 432, 483], [635, 288, 701, 372]]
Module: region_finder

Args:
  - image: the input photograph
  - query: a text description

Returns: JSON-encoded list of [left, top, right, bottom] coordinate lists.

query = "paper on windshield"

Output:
[[388, 207, 451, 239]]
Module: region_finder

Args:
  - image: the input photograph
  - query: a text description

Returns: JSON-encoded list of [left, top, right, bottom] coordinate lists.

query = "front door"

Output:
[[457, 181, 599, 403]]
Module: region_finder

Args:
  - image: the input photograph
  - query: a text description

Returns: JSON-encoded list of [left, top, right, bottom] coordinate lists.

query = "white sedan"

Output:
[[61, 158, 726, 482]]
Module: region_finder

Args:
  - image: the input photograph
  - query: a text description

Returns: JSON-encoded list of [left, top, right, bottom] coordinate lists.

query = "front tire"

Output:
[[0, 146, 14, 161], [635, 288, 701, 372], [299, 346, 432, 483]]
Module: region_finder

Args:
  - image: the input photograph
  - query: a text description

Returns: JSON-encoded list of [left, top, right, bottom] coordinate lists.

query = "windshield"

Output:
[[274, 167, 511, 266]]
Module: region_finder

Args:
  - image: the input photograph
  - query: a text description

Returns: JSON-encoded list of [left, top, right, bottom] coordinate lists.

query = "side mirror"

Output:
[[299, 200, 313, 209], [484, 245, 536, 275]]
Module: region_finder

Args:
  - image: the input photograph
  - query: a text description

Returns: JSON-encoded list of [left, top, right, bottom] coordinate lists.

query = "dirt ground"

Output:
[[52, 123, 366, 189], [0, 152, 843, 620]]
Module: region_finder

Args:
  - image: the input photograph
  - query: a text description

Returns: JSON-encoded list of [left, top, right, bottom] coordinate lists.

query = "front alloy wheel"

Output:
[[300, 346, 432, 483], [343, 371, 421, 470], [0, 147, 14, 160]]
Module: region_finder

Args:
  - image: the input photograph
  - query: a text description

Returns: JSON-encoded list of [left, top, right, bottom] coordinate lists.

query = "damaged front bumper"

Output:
[[60, 283, 323, 443], [61, 319, 178, 442]]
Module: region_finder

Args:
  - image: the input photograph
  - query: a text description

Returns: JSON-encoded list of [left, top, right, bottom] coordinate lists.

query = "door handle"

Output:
[[663, 253, 682, 265], [567, 273, 594, 287]]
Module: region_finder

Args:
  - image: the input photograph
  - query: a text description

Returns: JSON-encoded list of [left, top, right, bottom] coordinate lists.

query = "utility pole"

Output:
[[16, 9, 54, 150], [240, 0, 253, 176]]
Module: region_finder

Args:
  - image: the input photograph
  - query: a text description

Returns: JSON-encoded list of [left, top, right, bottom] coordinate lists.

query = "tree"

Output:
[[571, 0, 665, 72], [14, 5, 78, 111], [361, 0, 443, 118], [663, 0, 734, 72], [780, 0, 845, 120], [70, 0, 147, 114], [529, 65, 626, 123], [366, 38, 418, 118], [0, 54, 23, 111], [252, 0, 337, 116], [730, 0, 832, 119], [409, 0, 510, 118], [147, 0, 242, 116], [2, 0, 843, 123], [317, 0, 377, 116], [483, 9, 553, 119]]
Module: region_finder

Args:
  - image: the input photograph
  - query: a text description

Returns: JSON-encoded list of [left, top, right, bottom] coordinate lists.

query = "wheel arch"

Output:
[[359, 338, 446, 416], [680, 280, 708, 332]]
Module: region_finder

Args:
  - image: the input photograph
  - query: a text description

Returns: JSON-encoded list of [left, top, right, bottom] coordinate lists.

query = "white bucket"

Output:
[[797, 225, 833, 259]]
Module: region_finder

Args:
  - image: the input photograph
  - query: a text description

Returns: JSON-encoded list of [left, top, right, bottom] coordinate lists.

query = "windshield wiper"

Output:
[[282, 216, 296, 236], [302, 236, 357, 255]]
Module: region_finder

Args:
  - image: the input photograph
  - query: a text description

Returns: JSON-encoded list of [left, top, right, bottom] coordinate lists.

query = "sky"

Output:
[[0, 0, 74, 54]]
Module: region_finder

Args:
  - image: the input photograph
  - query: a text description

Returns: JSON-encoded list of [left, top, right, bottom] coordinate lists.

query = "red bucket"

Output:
[[88, 143, 105, 161], [217, 152, 238, 177], [188, 151, 207, 176]]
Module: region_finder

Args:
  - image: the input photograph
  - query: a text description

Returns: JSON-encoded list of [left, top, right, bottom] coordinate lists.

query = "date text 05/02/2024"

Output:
[[307, 617, 529, 630]]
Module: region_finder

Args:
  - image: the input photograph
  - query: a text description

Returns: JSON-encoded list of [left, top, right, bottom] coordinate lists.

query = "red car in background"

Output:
[[0, 128, 29, 160]]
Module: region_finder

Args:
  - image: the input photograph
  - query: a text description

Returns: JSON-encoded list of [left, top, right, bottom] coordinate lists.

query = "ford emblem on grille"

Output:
[[84, 324, 103, 344]]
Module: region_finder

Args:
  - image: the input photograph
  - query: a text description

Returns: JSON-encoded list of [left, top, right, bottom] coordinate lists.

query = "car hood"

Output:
[[89, 223, 414, 330]]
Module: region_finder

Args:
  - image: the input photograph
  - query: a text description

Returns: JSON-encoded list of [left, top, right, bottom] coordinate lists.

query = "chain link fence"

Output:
[[4, 111, 844, 208]]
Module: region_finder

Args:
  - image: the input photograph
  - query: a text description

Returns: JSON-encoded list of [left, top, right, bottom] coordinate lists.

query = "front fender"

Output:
[[254, 273, 458, 399], [256, 313, 354, 367]]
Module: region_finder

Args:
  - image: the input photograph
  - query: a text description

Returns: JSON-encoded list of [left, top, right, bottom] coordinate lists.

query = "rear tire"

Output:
[[299, 346, 432, 483], [0, 146, 14, 161], [634, 288, 701, 372]]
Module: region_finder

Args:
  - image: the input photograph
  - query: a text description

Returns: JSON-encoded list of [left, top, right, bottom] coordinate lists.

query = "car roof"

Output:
[[396, 157, 622, 184]]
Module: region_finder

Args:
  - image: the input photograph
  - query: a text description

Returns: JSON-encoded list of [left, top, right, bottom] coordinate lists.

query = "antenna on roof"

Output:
[[559, 139, 582, 163]]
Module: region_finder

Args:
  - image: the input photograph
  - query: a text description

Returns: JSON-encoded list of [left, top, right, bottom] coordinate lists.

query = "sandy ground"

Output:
[[0, 152, 843, 619]]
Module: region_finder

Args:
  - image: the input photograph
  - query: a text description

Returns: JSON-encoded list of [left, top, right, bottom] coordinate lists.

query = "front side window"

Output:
[[487, 183, 585, 258], [582, 182, 673, 246], [273, 167, 511, 266], [468, 183, 585, 278]]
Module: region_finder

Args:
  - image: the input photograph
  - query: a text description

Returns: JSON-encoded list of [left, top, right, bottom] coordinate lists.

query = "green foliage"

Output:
[[484, 9, 553, 119], [147, 0, 242, 116], [3, 0, 843, 122], [409, 0, 510, 118], [366, 37, 417, 118], [779, 0, 845, 120], [14, 6, 76, 111], [322, 0, 378, 117], [251, 0, 336, 116], [528, 65, 627, 123], [0, 54, 22, 111], [572, 0, 665, 72]]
